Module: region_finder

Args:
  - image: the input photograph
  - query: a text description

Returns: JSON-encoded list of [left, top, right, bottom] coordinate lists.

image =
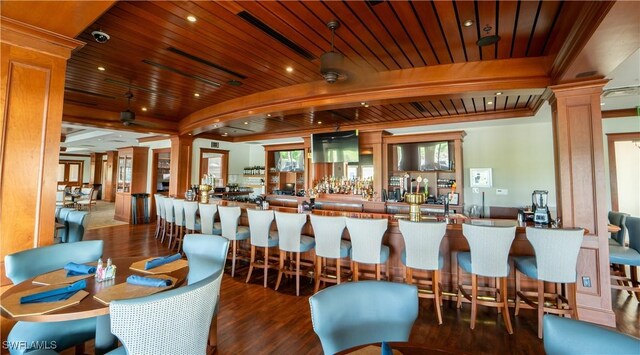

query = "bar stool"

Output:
[[609, 216, 640, 301], [346, 217, 389, 281], [162, 197, 176, 247], [199, 203, 222, 235], [153, 194, 163, 239], [513, 227, 584, 338], [246, 209, 279, 287], [183, 201, 201, 234], [218, 205, 250, 277], [156, 195, 166, 241], [398, 219, 447, 324], [171, 199, 186, 252], [310, 215, 350, 293], [456, 223, 515, 334], [274, 211, 315, 296]]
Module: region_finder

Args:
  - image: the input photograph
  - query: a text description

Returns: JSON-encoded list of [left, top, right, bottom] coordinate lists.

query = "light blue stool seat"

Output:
[[457, 252, 511, 275], [213, 221, 222, 235], [299, 235, 316, 252], [266, 231, 280, 247], [235, 225, 250, 240], [513, 256, 537, 279], [7, 318, 96, 355], [609, 245, 640, 266], [105, 346, 127, 355], [401, 250, 444, 270], [338, 240, 351, 258], [543, 315, 640, 355]]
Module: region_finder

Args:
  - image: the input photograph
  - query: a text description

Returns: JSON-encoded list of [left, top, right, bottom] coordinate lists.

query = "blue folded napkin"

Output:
[[20, 279, 86, 304], [64, 262, 96, 277], [144, 253, 182, 270], [381, 341, 392, 355], [126, 275, 172, 287]]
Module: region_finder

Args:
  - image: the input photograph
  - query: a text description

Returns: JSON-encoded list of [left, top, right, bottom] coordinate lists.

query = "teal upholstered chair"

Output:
[[56, 207, 75, 243], [274, 211, 315, 296], [246, 209, 279, 287], [218, 206, 250, 277], [309, 280, 419, 354], [543, 315, 640, 355], [610, 216, 640, 300], [108, 271, 223, 355], [66, 210, 89, 243], [5, 241, 104, 355], [609, 211, 629, 246], [198, 203, 222, 236], [310, 215, 350, 293], [183, 234, 230, 284]]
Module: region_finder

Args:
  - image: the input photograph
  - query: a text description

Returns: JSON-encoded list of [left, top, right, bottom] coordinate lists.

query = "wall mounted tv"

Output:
[[395, 141, 451, 171], [311, 130, 359, 163]]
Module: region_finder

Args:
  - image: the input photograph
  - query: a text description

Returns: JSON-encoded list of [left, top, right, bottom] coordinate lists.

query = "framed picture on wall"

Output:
[[448, 192, 459, 205], [470, 168, 492, 188]]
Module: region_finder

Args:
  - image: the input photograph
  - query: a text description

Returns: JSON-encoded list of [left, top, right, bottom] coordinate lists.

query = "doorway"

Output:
[[200, 149, 228, 188], [607, 132, 640, 216]]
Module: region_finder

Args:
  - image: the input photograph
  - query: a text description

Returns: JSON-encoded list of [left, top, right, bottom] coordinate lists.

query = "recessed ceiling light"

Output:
[[97, 66, 106, 71], [286, 67, 293, 73], [600, 102, 605, 106], [361, 102, 366, 106], [141, 107, 147, 111], [317, 121, 322, 124], [364, 104, 369, 108], [244, 121, 248, 125], [495, 92, 502, 96], [187, 15, 197, 23], [463, 20, 474, 27], [266, 114, 271, 117], [222, 133, 228, 136], [487, 101, 493, 105], [194, 93, 200, 97], [188, 133, 192, 135]]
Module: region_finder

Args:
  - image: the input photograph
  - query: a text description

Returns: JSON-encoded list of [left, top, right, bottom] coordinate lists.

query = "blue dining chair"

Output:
[[4, 241, 103, 355], [56, 207, 75, 243], [66, 210, 89, 243], [543, 315, 640, 355], [309, 280, 419, 354], [610, 215, 640, 301], [609, 211, 629, 246], [108, 271, 223, 355]]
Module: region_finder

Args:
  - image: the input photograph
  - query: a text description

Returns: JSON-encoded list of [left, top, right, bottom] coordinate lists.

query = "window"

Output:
[[58, 160, 84, 186]]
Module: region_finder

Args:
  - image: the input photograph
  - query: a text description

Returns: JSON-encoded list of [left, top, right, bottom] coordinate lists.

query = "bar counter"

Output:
[[209, 197, 540, 296]]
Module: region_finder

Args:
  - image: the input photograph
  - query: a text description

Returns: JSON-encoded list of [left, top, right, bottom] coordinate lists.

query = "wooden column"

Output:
[[548, 79, 615, 326], [0, 18, 83, 284], [103, 150, 118, 202], [169, 135, 193, 198], [89, 152, 105, 184]]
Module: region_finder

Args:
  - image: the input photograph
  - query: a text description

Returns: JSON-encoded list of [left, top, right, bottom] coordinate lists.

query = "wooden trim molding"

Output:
[[606, 132, 640, 211], [62, 103, 179, 135], [0, 16, 84, 59], [602, 108, 639, 119]]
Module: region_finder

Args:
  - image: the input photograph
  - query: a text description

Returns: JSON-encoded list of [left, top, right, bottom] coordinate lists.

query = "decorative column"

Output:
[[0, 18, 83, 283], [103, 151, 118, 202], [548, 79, 615, 326], [169, 135, 194, 198]]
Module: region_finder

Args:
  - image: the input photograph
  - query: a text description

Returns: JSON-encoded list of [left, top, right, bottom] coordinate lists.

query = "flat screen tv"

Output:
[[395, 141, 451, 171], [311, 130, 359, 163]]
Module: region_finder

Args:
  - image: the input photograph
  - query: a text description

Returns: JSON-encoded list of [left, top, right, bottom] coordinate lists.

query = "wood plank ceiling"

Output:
[[64, 0, 582, 140]]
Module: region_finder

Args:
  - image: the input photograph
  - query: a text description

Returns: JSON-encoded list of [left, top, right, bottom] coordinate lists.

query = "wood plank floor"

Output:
[[2, 223, 637, 354]]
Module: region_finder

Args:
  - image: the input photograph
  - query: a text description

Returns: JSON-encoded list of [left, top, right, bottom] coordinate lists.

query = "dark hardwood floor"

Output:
[[81, 223, 639, 354]]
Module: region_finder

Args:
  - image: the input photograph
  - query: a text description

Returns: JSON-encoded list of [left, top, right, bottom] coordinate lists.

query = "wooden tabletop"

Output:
[[0, 256, 188, 322], [608, 224, 621, 233], [339, 342, 465, 355]]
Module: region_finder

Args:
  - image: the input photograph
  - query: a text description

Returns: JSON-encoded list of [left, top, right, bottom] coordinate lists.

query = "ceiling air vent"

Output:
[[142, 60, 221, 88], [211, 142, 219, 148], [237, 11, 315, 61], [602, 85, 640, 98], [410, 102, 428, 113], [167, 47, 247, 79]]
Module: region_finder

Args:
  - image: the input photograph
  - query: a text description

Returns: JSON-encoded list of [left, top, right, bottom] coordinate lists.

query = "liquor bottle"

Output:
[[96, 258, 104, 282]]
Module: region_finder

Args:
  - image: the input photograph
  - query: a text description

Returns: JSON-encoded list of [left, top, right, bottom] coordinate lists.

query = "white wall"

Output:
[[59, 154, 91, 183], [139, 139, 171, 193], [602, 116, 640, 214], [192, 138, 252, 185], [614, 140, 640, 217]]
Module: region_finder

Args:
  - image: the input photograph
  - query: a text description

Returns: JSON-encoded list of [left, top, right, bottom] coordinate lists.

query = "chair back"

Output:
[[346, 218, 388, 264], [163, 197, 175, 223], [80, 187, 93, 197], [275, 211, 307, 252], [4, 240, 104, 283], [310, 215, 347, 258], [172, 199, 185, 227], [462, 223, 516, 277], [199, 203, 219, 235], [526, 227, 584, 283], [110, 271, 223, 355], [57, 207, 75, 242], [218, 206, 242, 240], [543, 315, 640, 355], [158, 195, 166, 220], [90, 189, 99, 200], [626, 216, 640, 253], [154, 194, 162, 218], [399, 220, 447, 270], [608, 211, 629, 245], [55, 191, 65, 202], [66, 210, 90, 243], [57, 184, 67, 191], [183, 201, 199, 230], [309, 280, 419, 354], [183, 234, 230, 284], [247, 209, 275, 247]]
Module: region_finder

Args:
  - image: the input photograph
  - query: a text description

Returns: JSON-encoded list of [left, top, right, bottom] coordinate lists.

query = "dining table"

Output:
[[0, 256, 189, 355], [339, 342, 466, 355]]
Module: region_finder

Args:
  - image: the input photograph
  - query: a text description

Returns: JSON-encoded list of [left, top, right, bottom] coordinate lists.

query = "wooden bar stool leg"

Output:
[[537, 280, 545, 338], [314, 256, 321, 293], [496, 277, 502, 314], [231, 240, 237, 277], [456, 265, 463, 309], [263, 247, 269, 288], [336, 259, 341, 285], [569, 283, 579, 320], [631, 266, 640, 301], [275, 250, 285, 290], [295, 252, 300, 296], [470, 274, 478, 329], [246, 245, 255, 283], [502, 277, 513, 334], [514, 269, 522, 316], [434, 270, 443, 325], [375, 264, 381, 280], [353, 262, 359, 282], [406, 267, 413, 285]]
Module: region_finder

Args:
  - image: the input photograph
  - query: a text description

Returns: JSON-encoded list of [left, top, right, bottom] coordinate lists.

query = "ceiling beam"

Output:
[[62, 103, 179, 135], [602, 108, 639, 119], [180, 56, 551, 135]]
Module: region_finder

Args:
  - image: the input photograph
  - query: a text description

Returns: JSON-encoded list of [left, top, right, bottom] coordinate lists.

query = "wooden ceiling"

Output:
[[62, 0, 603, 140]]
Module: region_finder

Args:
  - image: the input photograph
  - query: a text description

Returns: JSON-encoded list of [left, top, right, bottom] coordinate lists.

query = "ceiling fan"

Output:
[[120, 90, 135, 126], [320, 20, 347, 84]]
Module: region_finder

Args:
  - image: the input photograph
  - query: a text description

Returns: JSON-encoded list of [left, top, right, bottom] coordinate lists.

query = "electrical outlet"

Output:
[[496, 189, 508, 195], [472, 188, 479, 194], [582, 276, 592, 288]]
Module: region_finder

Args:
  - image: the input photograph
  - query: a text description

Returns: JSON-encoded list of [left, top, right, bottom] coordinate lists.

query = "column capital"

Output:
[[0, 16, 84, 59], [548, 78, 609, 101]]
